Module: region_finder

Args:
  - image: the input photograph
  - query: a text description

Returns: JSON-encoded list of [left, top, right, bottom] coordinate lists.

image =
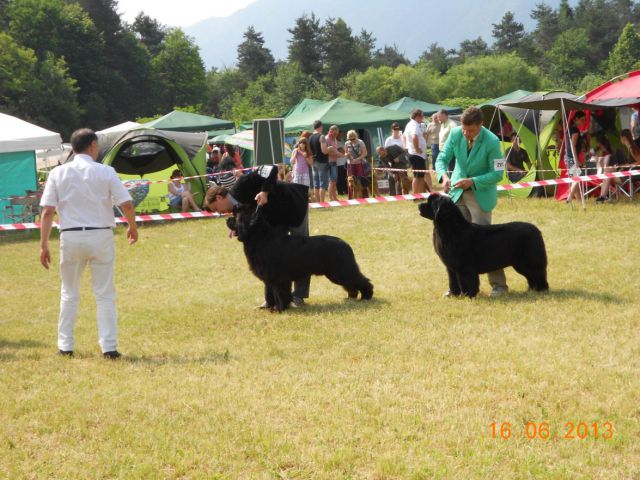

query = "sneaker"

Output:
[[490, 286, 509, 298], [58, 349, 73, 357], [443, 290, 455, 298], [257, 301, 269, 309], [291, 296, 305, 308], [103, 351, 121, 359], [595, 196, 608, 203]]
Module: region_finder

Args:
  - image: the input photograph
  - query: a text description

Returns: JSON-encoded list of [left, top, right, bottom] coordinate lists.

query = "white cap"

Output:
[[212, 147, 220, 152]]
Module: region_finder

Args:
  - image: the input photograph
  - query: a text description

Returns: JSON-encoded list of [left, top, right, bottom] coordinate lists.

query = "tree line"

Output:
[[1, 0, 640, 138]]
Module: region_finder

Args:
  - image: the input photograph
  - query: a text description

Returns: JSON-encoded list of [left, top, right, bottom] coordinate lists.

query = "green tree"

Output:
[[287, 13, 322, 78], [419, 43, 456, 74], [153, 28, 206, 110], [458, 37, 490, 61], [7, 0, 109, 123], [438, 54, 541, 99], [558, 0, 574, 30], [205, 67, 249, 118], [354, 29, 375, 71], [530, 2, 560, 52], [321, 17, 360, 93], [607, 22, 640, 77], [545, 28, 591, 89], [132, 12, 167, 56], [0, 32, 81, 136], [237, 26, 275, 82], [340, 66, 400, 106], [492, 11, 525, 54], [372, 44, 409, 68]]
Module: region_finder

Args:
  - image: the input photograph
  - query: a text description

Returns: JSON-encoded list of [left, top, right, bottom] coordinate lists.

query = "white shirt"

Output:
[[384, 135, 404, 149], [439, 119, 457, 149], [405, 119, 427, 159], [40, 154, 132, 230]]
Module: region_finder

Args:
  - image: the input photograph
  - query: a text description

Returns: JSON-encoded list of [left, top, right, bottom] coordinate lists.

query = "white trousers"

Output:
[[456, 190, 508, 289], [58, 229, 118, 353]]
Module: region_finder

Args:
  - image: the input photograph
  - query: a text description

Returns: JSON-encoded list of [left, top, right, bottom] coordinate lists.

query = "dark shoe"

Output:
[[596, 196, 608, 203], [103, 350, 121, 359], [58, 349, 73, 357], [291, 296, 305, 308]]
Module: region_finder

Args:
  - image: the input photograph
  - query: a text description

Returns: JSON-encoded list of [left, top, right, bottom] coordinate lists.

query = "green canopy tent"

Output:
[[284, 97, 411, 154], [384, 97, 462, 116], [98, 128, 208, 213], [141, 110, 234, 133]]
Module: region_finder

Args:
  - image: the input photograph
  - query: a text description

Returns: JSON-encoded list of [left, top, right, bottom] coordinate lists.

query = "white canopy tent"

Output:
[[0, 113, 62, 224], [0, 113, 62, 153]]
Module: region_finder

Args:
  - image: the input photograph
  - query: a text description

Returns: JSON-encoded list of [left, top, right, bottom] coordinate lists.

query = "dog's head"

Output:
[[418, 193, 460, 223], [228, 205, 271, 242]]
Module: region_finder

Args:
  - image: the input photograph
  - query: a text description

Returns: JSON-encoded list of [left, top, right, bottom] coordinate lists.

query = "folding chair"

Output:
[[4, 193, 40, 223]]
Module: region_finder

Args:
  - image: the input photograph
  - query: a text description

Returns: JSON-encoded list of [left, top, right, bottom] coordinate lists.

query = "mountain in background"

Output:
[[185, 0, 563, 69]]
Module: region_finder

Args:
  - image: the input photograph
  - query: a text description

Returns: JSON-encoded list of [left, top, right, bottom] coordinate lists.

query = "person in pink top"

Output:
[[326, 125, 340, 201], [291, 137, 314, 187]]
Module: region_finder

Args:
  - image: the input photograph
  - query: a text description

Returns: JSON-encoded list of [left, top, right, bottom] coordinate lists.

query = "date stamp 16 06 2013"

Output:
[[490, 421, 613, 440]]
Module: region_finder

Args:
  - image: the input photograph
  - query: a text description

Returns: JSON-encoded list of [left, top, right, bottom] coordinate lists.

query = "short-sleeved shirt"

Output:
[[40, 154, 132, 230], [439, 119, 457, 149], [405, 119, 427, 159], [384, 135, 404, 149]]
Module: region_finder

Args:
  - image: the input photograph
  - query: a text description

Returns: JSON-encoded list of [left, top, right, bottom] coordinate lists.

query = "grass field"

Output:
[[1, 197, 639, 479]]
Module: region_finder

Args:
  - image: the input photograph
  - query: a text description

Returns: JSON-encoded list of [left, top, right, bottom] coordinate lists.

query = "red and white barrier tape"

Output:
[[0, 211, 224, 232], [2, 170, 639, 231], [1, 167, 251, 202]]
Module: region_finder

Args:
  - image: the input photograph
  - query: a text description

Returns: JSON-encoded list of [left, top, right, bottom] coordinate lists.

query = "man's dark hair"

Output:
[[438, 109, 449, 116], [410, 109, 423, 120], [574, 111, 586, 120], [461, 107, 483, 126], [313, 120, 323, 130], [205, 185, 229, 210], [70, 128, 98, 153]]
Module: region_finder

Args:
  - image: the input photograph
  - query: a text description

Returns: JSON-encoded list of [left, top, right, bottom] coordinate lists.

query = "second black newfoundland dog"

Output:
[[228, 206, 373, 311], [419, 194, 549, 297]]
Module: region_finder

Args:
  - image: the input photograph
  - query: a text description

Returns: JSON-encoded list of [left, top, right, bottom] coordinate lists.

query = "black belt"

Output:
[[60, 227, 111, 232]]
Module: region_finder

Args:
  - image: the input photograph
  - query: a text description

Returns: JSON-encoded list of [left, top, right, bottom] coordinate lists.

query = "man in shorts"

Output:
[[404, 109, 430, 194]]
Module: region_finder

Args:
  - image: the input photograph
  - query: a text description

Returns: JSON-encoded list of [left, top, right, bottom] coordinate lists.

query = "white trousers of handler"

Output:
[[58, 229, 118, 353]]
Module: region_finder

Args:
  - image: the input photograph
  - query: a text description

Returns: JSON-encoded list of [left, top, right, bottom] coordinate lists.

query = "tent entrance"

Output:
[[111, 136, 182, 176]]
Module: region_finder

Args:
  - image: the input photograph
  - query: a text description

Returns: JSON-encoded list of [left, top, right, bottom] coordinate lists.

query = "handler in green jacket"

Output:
[[435, 106, 509, 297]]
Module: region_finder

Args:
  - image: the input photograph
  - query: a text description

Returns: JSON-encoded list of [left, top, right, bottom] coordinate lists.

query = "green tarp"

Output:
[[0, 151, 38, 223], [384, 97, 462, 115], [142, 110, 234, 132], [284, 97, 409, 132]]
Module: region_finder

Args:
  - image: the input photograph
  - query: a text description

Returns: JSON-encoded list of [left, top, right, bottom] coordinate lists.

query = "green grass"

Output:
[[1, 197, 639, 479]]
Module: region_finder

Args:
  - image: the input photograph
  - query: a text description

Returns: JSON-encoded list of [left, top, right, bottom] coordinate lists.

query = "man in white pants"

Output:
[[39, 128, 139, 358]]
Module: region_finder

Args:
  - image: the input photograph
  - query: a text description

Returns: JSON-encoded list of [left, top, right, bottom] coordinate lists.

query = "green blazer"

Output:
[[435, 126, 504, 212]]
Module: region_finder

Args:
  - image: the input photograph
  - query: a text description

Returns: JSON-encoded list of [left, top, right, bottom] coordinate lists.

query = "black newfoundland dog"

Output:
[[227, 206, 373, 311], [419, 194, 549, 297]]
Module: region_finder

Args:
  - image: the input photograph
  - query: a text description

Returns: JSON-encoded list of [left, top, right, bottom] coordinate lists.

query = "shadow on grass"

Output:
[[473, 288, 624, 305], [281, 297, 390, 315], [0, 338, 46, 349], [122, 349, 231, 366]]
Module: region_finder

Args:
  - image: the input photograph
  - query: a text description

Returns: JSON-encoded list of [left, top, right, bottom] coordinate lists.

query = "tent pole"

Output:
[[496, 106, 514, 206]]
